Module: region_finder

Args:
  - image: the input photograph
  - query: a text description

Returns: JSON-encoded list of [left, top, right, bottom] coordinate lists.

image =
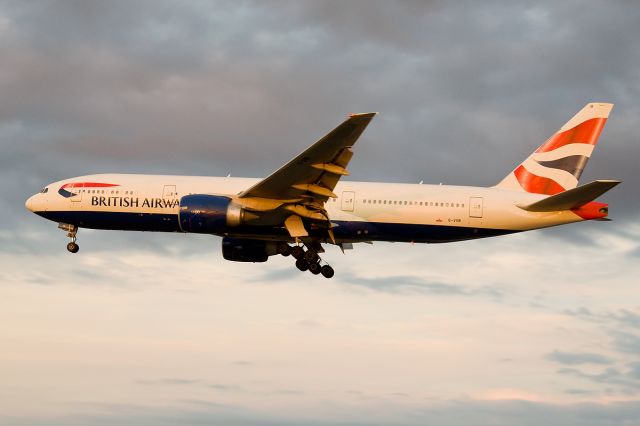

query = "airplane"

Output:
[[25, 103, 620, 278]]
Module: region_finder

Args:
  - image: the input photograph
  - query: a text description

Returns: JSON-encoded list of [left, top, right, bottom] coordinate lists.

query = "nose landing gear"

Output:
[[279, 243, 334, 278], [59, 223, 79, 253]]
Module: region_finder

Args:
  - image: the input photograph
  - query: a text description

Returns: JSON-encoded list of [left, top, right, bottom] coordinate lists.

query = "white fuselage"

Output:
[[26, 173, 587, 244]]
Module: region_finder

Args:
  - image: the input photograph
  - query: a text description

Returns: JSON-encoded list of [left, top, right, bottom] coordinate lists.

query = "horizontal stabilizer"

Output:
[[517, 180, 621, 212]]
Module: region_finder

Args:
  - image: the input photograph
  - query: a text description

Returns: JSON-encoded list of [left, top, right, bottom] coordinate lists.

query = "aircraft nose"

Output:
[[25, 195, 37, 212]]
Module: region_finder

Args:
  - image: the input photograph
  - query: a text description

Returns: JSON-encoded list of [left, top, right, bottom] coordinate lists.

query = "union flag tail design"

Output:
[[496, 103, 613, 195]]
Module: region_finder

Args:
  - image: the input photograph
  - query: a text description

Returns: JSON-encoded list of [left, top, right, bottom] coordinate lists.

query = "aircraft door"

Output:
[[469, 197, 483, 218], [163, 185, 177, 199], [341, 191, 355, 212]]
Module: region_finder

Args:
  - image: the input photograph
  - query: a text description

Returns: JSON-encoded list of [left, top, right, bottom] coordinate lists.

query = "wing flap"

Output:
[[291, 183, 337, 198], [517, 180, 621, 212], [311, 162, 350, 175], [284, 215, 309, 238]]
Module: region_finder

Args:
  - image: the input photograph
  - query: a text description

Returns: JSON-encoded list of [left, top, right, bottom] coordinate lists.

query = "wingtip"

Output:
[[348, 112, 378, 118]]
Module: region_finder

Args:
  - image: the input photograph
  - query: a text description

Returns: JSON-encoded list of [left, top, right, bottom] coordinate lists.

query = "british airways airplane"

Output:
[[26, 103, 620, 278]]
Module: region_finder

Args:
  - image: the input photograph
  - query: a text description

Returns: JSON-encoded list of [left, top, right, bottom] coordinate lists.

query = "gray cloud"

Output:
[[558, 366, 640, 395], [7, 398, 640, 426], [209, 383, 244, 392], [546, 351, 613, 366], [342, 273, 466, 295], [337, 272, 505, 300], [612, 332, 640, 356], [563, 309, 640, 358], [609, 310, 640, 330], [566, 307, 640, 331]]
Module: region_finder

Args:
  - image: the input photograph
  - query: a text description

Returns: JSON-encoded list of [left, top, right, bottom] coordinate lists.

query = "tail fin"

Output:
[[496, 103, 613, 195]]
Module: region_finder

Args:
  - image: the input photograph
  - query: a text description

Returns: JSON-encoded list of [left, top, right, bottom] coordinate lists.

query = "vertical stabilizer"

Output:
[[496, 103, 613, 195]]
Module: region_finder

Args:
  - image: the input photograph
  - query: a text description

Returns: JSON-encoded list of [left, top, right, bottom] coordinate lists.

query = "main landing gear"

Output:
[[59, 223, 79, 253], [276, 242, 335, 278]]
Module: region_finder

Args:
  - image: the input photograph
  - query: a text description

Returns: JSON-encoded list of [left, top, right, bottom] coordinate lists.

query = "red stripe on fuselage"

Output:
[[61, 182, 120, 189], [535, 117, 607, 154]]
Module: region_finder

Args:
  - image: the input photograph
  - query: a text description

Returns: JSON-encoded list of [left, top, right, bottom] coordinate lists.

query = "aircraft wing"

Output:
[[236, 113, 376, 238], [239, 113, 376, 200]]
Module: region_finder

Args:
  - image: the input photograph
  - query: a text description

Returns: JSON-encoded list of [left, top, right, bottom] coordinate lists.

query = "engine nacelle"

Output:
[[179, 194, 247, 234], [222, 237, 278, 262]]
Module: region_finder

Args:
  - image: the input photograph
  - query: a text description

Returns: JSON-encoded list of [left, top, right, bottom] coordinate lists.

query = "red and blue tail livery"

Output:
[[26, 104, 620, 278], [497, 103, 612, 195]]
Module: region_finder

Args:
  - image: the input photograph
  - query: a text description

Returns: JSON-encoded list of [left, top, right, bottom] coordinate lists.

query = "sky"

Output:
[[1, 1, 640, 425]]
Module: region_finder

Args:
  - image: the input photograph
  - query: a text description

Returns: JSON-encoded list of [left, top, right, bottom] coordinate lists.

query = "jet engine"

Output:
[[179, 194, 251, 234], [222, 237, 278, 262]]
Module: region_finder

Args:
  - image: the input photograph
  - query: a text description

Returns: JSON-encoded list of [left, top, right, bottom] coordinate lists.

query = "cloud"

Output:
[[609, 310, 640, 330], [337, 272, 505, 300], [7, 399, 640, 426], [341, 273, 466, 295], [209, 384, 244, 392], [545, 351, 613, 366], [557, 366, 640, 394], [612, 332, 640, 356]]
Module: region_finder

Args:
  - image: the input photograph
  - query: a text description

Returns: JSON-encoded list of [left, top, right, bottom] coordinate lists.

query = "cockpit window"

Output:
[[40, 187, 48, 193]]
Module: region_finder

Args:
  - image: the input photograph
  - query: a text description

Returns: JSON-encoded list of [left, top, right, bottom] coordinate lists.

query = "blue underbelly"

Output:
[[35, 210, 516, 243]]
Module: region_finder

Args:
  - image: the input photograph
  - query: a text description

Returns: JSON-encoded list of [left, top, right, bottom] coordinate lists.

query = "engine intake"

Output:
[[179, 194, 248, 234], [222, 237, 277, 262]]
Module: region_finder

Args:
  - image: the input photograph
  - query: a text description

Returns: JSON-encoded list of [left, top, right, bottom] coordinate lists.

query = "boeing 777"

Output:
[[26, 103, 620, 278]]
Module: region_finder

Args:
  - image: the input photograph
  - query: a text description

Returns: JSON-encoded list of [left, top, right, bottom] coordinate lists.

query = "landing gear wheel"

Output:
[[295, 258, 309, 271], [308, 262, 321, 275], [277, 242, 292, 257], [291, 246, 305, 260], [320, 265, 334, 279], [304, 250, 319, 263], [67, 242, 79, 253]]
